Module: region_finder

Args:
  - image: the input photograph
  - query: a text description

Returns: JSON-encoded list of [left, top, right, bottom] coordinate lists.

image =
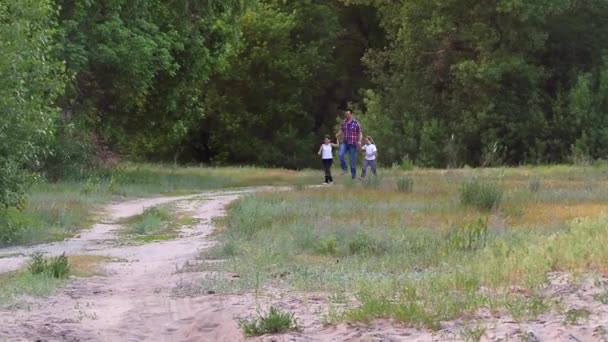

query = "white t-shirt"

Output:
[[364, 144, 377, 160], [321, 144, 333, 159]]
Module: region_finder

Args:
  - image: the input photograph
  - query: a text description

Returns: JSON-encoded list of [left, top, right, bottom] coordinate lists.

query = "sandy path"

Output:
[[0, 187, 276, 341], [1, 187, 607, 342]]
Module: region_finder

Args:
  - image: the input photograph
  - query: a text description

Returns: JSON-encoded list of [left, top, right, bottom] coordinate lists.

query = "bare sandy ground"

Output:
[[0, 187, 607, 342]]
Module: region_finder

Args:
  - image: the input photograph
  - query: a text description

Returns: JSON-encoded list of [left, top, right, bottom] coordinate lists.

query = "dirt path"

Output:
[[1, 187, 607, 342], [0, 187, 279, 341]]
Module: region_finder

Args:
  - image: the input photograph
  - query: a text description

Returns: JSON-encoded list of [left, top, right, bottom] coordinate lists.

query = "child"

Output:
[[318, 135, 339, 184], [360, 136, 377, 178]]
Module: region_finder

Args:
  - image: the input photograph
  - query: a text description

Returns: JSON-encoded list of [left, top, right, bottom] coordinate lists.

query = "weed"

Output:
[[506, 296, 549, 322], [460, 325, 486, 342], [314, 236, 339, 256], [528, 176, 543, 192], [460, 179, 503, 211], [239, 306, 298, 337], [27, 252, 47, 275], [27, 252, 70, 279], [444, 218, 488, 252], [48, 253, 71, 279], [348, 232, 387, 256], [564, 308, 591, 325], [396, 175, 414, 193]]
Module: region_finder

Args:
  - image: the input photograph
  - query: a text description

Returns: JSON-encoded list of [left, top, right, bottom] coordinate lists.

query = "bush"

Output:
[[396, 175, 414, 193], [239, 306, 298, 337], [361, 176, 381, 189], [459, 179, 503, 211]]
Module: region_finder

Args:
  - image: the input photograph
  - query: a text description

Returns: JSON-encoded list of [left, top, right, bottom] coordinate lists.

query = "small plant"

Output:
[[399, 155, 415, 171], [445, 218, 488, 252], [460, 325, 486, 342], [27, 252, 70, 279], [48, 253, 71, 279], [506, 295, 548, 321], [460, 179, 503, 211], [28, 252, 47, 275], [528, 176, 543, 192], [314, 236, 338, 256], [348, 232, 387, 255], [396, 175, 414, 193], [239, 306, 298, 337], [564, 308, 591, 325]]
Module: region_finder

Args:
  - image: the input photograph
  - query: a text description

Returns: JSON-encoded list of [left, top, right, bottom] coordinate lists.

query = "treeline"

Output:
[[2, 0, 608, 207]]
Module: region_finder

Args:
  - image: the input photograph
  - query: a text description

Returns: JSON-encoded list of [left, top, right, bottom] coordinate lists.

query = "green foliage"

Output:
[[27, 252, 71, 279], [460, 326, 486, 342], [28, 252, 48, 275], [239, 306, 298, 337], [460, 179, 503, 211], [564, 308, 591, 325], [348, 232, 387, 256], [353, 0, 608, 166], [396, 175, 414, 193], [445, 218, 489, 252], [0, 0, 64, 208], [314, 236, 339, 256]]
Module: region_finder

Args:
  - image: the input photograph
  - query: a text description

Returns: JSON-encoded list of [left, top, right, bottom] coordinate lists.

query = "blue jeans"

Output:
[[339, 143, 358, 179], [361, 159, 377, 178]]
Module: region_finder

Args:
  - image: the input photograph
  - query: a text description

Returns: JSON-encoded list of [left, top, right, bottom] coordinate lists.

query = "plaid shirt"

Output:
[[342, 118, 361, 145]]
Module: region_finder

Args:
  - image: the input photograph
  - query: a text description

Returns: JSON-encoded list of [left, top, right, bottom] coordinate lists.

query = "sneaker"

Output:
[[322, 182, 328, 185], [341, 170, 347, 176]]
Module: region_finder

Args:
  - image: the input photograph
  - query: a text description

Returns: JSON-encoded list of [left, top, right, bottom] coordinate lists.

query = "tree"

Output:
[[0, 0, 64, 208]]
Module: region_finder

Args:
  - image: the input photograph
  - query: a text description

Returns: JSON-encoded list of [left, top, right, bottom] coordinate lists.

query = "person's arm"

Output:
[[317, 145, 323, 155], [331, 143, 339, 148]]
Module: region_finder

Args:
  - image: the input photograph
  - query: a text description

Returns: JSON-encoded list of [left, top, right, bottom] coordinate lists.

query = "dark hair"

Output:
[[324, 134, 331, 140]]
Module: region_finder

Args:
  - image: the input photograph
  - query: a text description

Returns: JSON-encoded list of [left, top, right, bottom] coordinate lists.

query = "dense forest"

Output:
[[2, 0, 608, 207]]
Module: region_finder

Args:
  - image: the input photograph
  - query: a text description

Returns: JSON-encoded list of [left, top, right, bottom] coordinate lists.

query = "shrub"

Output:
[[396, 175, 414, 193], [239, 306, 298, 337], [459, 179, 503, 211]]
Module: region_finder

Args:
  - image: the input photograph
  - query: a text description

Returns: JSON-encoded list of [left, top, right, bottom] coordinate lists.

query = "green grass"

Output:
[[239, 306, 299, 337], [0, 254, 108, 305], [1, 164, 318, 246], [189, 165, 608, 329], [119, 205, 196, 242]]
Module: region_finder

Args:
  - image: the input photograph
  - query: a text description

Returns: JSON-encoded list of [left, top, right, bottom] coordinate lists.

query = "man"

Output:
[[337, 110, 362, 179]]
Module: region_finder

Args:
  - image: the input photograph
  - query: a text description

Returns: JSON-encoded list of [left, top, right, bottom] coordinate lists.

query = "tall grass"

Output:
[[194, 165, 608, 328]]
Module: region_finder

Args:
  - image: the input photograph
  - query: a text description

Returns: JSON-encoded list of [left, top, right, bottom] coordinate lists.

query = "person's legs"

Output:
[[361, 159, 369, 178], [339, 143, 347, 172], [327, 159, 333, 183], [322, 159, 331, 183], [370, 159, 377, 176], [347, 144, 357, 179]]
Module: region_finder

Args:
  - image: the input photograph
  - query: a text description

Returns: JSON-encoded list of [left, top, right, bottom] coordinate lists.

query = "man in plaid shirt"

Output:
[[338, 110, 362, 179]]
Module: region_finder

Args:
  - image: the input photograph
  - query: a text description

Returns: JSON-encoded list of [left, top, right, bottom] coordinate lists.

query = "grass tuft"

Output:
[[239, 306, 298, 337], [460, 179, 503, 211], [396, 175, 414, 193]]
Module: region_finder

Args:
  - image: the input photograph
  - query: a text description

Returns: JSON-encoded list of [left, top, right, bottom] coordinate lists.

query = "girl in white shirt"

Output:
[[317, 135, 339, 184], [360, 136, 377, 178]]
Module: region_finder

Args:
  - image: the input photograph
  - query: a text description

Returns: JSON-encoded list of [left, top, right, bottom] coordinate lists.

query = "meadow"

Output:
[[195, 165, 608, 329], [0, 164, 318, 246]]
